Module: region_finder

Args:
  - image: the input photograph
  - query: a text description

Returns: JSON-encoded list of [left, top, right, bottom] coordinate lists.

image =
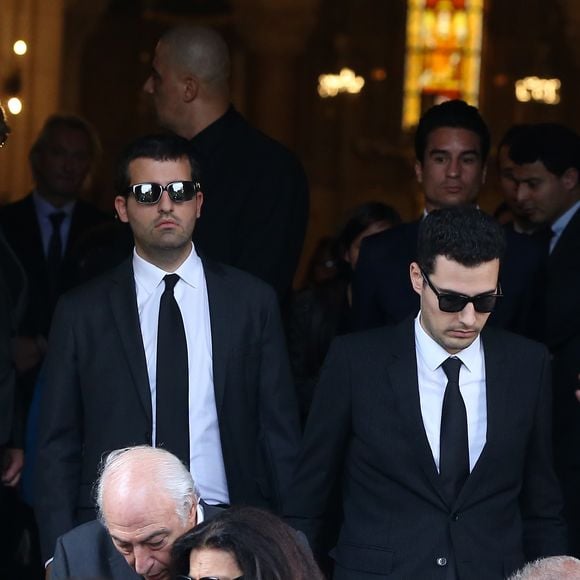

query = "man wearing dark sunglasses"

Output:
[[285, 207, 566, 579], [35, 134, 301, 571], [352, 100, 545, 341]]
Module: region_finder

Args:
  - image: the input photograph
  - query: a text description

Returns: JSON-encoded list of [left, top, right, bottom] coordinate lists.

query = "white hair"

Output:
[[508, 556, 580, 579], [95, 445, 199, 526]]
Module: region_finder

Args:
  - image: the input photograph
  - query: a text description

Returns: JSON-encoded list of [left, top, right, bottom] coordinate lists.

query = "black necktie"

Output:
[[47, 212, 66, 298], [156, 274, 190, 468], [439, 357, 469, 502]]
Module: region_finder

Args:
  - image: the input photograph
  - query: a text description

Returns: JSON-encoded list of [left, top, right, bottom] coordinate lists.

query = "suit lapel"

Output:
[[387, 319, 447, 505], [108, 259, 152, 422], [202, 258, 230, 413]]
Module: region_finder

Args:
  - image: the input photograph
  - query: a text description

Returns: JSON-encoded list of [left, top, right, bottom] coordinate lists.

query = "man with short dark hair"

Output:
[[35, 134, 300, 568], [509, 122, 580, 557], [285, 207, 566, 579], [52, 446, 222, 580], [143, 25, 308, 300], [352, 100, 542, 338]]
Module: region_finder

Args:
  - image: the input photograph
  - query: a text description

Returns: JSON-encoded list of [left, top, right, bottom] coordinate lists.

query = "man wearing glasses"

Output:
[[35, 134, 300, 571], [285, 207, 566, 579]]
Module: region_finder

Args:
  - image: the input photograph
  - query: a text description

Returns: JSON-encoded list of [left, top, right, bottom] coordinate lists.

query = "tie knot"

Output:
[[163, 273, 180, 292], [442, 357, 462, 383], [49, 211, 66, 229]]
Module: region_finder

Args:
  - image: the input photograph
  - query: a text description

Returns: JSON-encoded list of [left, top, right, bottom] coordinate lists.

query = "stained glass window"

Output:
[[402, 0, 484, 129]]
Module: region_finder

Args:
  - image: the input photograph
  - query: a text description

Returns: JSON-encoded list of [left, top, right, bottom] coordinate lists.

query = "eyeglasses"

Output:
[[176, 576, 244, 580], [126, 181, 200, 204], [421, 270, 502, 313]]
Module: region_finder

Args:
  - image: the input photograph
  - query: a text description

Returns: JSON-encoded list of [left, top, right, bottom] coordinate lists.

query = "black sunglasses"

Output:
[[421, 270, 502, 313], [126, 181, 200, 204]]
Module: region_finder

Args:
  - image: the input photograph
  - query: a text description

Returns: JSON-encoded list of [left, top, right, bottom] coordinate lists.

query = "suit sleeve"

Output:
[[34, 297, 83, 562], [283, 336, 352, 547], [520, 347, 568, 558], [258, 285, 302, 509], [0, 272, 14, 447]]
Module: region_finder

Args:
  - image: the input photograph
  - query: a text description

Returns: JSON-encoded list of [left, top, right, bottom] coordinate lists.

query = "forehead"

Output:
[[425, 127, 482, 156], [104, 487, 181, 540], [431, 255, 499, 294], [44, 127, 91, 152], [128, 156, 192, 184]]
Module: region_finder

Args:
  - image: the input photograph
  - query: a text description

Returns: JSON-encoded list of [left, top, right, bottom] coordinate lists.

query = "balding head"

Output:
[[143, 25, 231, 138], [509, 556, 580, 579], [95, 446, 199, 580]]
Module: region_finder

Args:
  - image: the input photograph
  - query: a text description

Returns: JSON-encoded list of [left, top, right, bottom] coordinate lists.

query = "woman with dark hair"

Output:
[[287, 201, 401, 424], [171, 506, 323, 580]]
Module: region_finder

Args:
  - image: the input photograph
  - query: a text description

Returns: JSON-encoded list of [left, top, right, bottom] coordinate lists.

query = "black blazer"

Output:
[[284, 319, 566, 579], [0, 194, 112, 337], [35, 257, 301, 561], [51, 502, 224, 580], [352, 220, 546, 339]]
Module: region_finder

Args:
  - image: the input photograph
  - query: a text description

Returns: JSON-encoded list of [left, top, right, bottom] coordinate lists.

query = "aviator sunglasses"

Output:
[[126, 181, 201, 204], [421, 270, 502, 313]]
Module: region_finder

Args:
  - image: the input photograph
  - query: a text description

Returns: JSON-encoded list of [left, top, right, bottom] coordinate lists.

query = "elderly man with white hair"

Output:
[[509, 556, 580, 579], [50, 446, 222, 580]]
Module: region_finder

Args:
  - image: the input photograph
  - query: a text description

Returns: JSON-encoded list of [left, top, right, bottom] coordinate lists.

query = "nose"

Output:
[[143, 75, 154, 94], [133, 546, 153, 575], [157, 189, 174, 212], [515, 182, 529, 203], [458, 302, 476, 327], [446, 157, 460, 178]]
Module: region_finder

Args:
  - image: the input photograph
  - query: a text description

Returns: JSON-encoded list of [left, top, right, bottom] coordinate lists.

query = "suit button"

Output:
[[452, 513, 460, 521], [436, 557, 448, 567]]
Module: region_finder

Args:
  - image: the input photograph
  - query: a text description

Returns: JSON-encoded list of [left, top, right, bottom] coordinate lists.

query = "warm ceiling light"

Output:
[[318, 68, 365, 98], [7, 97, 22, 115], [13, 40, 27, 55]]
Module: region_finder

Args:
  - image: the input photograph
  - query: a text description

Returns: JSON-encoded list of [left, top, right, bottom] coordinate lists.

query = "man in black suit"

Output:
[[51, 446, 223, 580], [352, 100, 543, 338], [35, 134, 301, 566], [143, 25, 309, 300], [285, 207, 566, 579], [0, 114, 112, 409], [509, 123, 580, 557]]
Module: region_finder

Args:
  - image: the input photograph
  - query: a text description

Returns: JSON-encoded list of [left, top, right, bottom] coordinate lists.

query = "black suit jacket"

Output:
[[35, 257, 301, 561], [190, 106, 309, 299], [51, 502, 223, 580], [0, 194, 112, 337], [284, 319, 566, 579], [352, 220, 545, 339]]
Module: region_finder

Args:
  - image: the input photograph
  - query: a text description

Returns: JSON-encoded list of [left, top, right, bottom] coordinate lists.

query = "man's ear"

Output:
[[414, 160, 423, 184], [410, 262, 424, 296], [561, 167, 579, 191], [114, 196, 129, 224], [481, 163, 488, 184], [183, 76, 199, 103], [195, 191, 203, 218]]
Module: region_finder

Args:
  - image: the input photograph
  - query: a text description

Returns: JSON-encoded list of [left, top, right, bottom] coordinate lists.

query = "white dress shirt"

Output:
[[32, 190, 75, 257], [550, 200, 580, 254], [414, 313, 487, 472], [133, 243, 229, 504]]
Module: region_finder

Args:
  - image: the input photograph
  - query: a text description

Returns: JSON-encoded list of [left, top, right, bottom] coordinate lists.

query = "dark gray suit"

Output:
[[35, 257, 301, 562], [51, 503, 223, 580], [284, 319, 567, 579]]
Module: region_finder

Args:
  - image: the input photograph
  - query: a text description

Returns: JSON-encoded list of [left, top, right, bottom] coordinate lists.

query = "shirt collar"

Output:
[[32, 190, 76, 218], [132, 242, 203, 294], [414, 311, 482, 374], [551, 200, 580, 239]]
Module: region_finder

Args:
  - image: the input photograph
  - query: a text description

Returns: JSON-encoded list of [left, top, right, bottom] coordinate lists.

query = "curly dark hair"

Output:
[[171, 506, 323, 580], [417, 206, 505, 275]]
